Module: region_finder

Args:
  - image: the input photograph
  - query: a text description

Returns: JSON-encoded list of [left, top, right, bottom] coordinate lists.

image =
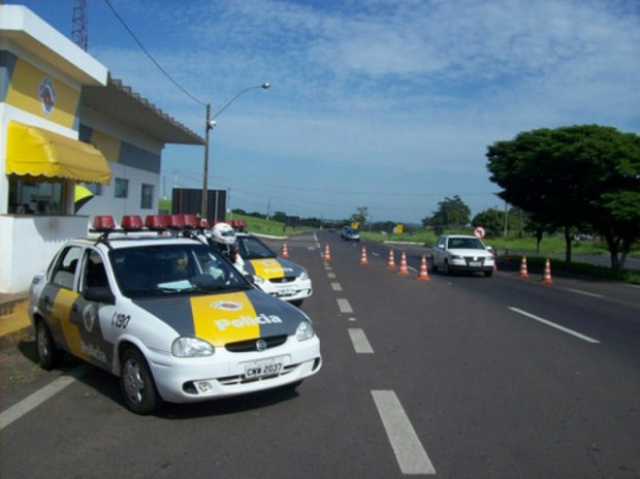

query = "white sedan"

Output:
[[431, 234, 495, 277], [29, 215, 322, 415]]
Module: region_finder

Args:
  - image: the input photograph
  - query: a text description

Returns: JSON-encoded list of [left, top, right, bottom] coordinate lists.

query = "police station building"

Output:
[[0, 5, 204, 293]]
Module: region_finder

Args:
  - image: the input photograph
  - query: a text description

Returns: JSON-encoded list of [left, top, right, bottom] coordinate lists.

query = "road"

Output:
[[1, 231, 639, 479]]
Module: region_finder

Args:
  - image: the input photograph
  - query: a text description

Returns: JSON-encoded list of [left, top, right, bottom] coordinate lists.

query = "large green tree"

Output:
[[423, 195, 471, 230], [486, 125, 640, 268]]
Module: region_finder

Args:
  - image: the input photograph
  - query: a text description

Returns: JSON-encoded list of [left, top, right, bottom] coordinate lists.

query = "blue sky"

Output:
[[13, 0, 640, 223]]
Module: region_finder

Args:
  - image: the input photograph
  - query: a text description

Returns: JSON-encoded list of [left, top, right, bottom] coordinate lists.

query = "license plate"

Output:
[[469, 261, 482, 267], [244, 360, 283, 379], [277, 287, 295, 297]]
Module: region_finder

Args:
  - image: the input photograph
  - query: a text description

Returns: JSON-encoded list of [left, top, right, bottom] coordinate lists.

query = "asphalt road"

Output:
[[1, 231, 638, 479]]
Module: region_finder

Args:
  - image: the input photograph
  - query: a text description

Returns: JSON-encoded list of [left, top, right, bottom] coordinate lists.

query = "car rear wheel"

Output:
[[120, 347, 161, 415], [36, 320, 60, 370]]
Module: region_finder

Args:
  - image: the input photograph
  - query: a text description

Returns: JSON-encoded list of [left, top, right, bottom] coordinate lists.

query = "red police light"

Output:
[[93, 215, 115, 231], [121, 215, 144, 230], [145, 215, 170, 230], [182, 214, 198, 228]]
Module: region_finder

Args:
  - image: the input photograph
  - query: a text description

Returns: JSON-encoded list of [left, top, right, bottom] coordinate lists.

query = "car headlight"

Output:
[[172, 337, 214, 357], [299, 270, 309, 281], [296, 321, 315, 341], [253, 275, 266, 285]]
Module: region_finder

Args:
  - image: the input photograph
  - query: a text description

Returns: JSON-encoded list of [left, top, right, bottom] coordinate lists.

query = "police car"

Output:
[[234, 233, 312, 306], [29, 214, 322, 415]]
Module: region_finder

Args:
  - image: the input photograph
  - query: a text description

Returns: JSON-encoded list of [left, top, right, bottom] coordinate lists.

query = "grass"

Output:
[[225, 213, 314, 236]]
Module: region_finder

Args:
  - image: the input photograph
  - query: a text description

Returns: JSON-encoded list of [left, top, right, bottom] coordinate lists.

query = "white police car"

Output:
[[234, 234, 312, 306], [29, 215, 322, 415]]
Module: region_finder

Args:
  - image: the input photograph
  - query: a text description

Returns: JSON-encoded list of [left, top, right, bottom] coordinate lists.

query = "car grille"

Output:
[[225, 335, 288, 353], [269, 276, 296, 284], [464, 256, 486, 264]]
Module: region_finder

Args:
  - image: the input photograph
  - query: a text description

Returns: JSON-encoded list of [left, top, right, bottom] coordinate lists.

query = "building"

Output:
[[0, 5, 204, 293]]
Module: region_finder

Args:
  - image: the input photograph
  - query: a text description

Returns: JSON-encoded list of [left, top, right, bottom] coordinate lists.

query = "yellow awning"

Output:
[[5, 121, 111, 184]]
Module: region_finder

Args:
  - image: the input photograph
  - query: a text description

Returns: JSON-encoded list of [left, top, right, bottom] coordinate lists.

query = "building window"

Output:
[[8, 178, 65, 215], [141, 184, 154, 209], [115, 178, 129, 198]]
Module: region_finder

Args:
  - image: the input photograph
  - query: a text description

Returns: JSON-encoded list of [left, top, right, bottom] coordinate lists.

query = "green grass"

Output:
[[225, 213, 314, 236]]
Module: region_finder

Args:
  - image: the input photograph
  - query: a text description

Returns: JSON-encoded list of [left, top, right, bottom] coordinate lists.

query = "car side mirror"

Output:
[[84, 286, 115, 305]]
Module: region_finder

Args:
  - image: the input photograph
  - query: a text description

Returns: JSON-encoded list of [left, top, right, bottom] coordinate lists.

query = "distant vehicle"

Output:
[[341, 226, 360, 241], [235, 233, 312, 306], [431, 234, 495, 277], [29, 215, 321, 415]]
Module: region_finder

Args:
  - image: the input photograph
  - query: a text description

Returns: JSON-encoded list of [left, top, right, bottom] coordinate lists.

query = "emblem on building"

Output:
[[39, 78, 56, 116]]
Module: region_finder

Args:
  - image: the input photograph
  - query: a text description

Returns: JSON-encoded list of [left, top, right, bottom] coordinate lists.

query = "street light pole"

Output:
[[201, 82, 270, 221]]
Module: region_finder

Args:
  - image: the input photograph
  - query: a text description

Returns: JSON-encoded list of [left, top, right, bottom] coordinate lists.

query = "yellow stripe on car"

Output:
[[54, 289, 91, 362], [249, 259, 284, 280], [190, 292, 260, 346]]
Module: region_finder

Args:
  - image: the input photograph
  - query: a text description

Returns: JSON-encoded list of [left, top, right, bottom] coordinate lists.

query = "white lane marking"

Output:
[[509, 307, 600, 344], [327, 272, 336, 279], [0, 364, 91, 431], [372, 252, 380, 257], [337, 298, 353, 313], [349, 317, 357, 322], [331, 282, 343, 291], [566, 288, 605, 299], [348, 328, 374, 353], [372, 390, 436, 475]]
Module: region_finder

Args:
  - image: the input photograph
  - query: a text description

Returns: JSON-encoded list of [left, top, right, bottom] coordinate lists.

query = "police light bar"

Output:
[[145, 215, 171, 230], [199, 219, 209, 228], [121, 215, 144, 231], [182, 214, 198, 229], [93, 215, 116, 232]]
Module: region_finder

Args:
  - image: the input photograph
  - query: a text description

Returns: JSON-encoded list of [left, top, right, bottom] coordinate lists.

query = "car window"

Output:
[[82, 249, 109, 291], [448, 238, 484, 250], [238, 237, 275, 259], [110, 243, 248, 297], [51, 246, 82, 290]]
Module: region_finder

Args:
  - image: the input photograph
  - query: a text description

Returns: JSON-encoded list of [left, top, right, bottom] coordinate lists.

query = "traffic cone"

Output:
[[323, 244, 331, 262], [541, 258, 553, 284], [519, 255, 529, 278], [416, 255, 430, 281], [360, 246, 368, 265], [398, 251, 409, 275], [386, 249, 396, 270], [281, 242, 289, 258]]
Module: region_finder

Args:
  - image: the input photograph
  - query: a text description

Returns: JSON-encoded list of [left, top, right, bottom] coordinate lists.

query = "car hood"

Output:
[[448, 248, 492, 258], [131, 288, 308, 346], [242, 256, 306, 280]]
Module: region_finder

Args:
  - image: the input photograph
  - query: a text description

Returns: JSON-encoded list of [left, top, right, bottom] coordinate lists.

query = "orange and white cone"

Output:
[[360, 246, 368, 265], [281, 242, 289, 258], [416, 255, 430, 281], [323, 244, 331, 262], [398, 251, 409, 275], [519, 255, 529, 279], [541, 258, 553, 284], [386, 249, 396, 270]]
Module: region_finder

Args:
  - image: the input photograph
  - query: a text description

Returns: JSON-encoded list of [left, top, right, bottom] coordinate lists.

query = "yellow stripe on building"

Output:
[[5, 59, 79, 129], [190, 292, 260, 346]]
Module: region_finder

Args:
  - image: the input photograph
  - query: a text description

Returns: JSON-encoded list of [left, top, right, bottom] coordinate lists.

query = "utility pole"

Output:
[[71, 0, 88, 51]]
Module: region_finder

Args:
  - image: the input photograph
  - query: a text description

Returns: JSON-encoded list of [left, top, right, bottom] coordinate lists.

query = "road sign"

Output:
[[474, 226, 486, 239]]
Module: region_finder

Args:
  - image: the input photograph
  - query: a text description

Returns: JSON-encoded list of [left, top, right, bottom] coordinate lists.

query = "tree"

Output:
[[350, 207, 369, 227], [423, 196, 471, 230], [487, 125, 640, 268], [472, 209, 504, 237]]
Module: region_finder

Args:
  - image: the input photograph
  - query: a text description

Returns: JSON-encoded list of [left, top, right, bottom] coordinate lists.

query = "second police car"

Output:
[[29, 215, 322, 415]]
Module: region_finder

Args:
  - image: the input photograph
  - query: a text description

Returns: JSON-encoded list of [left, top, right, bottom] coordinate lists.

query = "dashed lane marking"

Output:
[[372, 390, 436, 475], [348, 328, 374, 353], [565, 288, 605, 299], [337, 298, 353, 314], [0, 364, 91, 431], [331, 282, 343, 291]]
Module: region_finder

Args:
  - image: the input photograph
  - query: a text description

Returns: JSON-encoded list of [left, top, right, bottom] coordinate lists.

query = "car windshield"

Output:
[[237, 236, 276, 260], [111, 243, 249, 297], [447, 238, 485, 250]]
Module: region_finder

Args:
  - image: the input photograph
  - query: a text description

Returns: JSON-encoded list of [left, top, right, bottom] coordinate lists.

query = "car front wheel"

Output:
[[120, 347, 161, 415]]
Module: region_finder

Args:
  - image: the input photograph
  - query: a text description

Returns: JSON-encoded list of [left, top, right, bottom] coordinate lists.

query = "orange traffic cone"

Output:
[[386, 249, 396, 270], [519, 255, 529, 279], [416, 255, 430, 281], [323, 244, 331, 262], [281, 242, 289, 258], [541, 258, 553, 284], [360, 246, 368, 265], [398, 251, 409, 275]]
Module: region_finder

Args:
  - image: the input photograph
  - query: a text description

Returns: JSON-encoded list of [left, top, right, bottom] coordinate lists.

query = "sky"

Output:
[[11, 0, 640, 224]]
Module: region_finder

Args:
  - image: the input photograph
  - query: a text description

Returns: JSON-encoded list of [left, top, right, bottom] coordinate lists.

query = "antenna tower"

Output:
[[71, 0, 88, 51]]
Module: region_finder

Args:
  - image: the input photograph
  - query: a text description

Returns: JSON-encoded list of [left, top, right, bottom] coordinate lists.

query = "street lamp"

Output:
[[201, 82, 270, 220]]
